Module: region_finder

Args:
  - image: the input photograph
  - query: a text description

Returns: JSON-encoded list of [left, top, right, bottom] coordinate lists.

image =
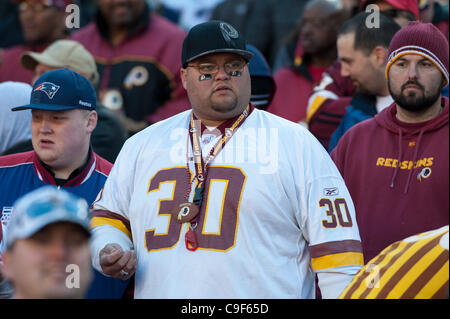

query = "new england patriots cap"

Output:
[[11, 68, 96, 112], [182, 20, 254, 68], [6, 186, 90, 249]]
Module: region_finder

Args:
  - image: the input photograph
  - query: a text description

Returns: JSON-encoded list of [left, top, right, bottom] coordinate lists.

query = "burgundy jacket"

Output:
[[331, 98, 449, 263], [306, 60, 355, 149], [71, 5, 189, 125], [0, 43, 48, 84]]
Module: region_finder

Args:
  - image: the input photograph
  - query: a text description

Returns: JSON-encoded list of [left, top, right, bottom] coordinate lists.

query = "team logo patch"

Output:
[[124, 65, 149, 89], [34, 82, 60, 99], [417, 167, 432, 182], [323, 187, 339, 196], [220, 22, 239, 43]]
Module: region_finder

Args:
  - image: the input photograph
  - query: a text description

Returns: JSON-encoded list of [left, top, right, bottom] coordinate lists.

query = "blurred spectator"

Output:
[[306, 0, 419, 149], [0, 0, 69, 84], [156, 0, 224, 30], [267, 0, 349, 124], [341, 0, 360, 14], [2, 40, 128, 163], [331, 22, 449, 263], [76, 0, 97, 27], [71, 0, 190, 135], [0, 0, 23, 48], [246, 44, 276, 110], [0, 82, 32, 154], [328, 12, 400, 152], [361, 0, 419, 27], [419, 0, 449, 39], [210, 0, 274, 65], [211, 0, 310, 68], [0, 69, 129, 298], [1, 187, 93, 299]]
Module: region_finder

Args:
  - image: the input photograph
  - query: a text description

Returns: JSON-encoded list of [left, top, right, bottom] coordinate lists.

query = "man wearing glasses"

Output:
[[0, 0, 69, 84], [89, 21, 363, 299]]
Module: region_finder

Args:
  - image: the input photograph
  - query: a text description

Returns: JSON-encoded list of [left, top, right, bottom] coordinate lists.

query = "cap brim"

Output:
[[184, 49, 254, 67], [20, 51, 65, 71], [7, 210, 91, 249], [11, 103, 79, 112]]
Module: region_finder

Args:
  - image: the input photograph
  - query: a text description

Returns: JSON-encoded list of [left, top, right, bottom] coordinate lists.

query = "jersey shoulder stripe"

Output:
[[0, 151, 34, 167], [91, 210, 132, 240], [310, 240, 363, 271]]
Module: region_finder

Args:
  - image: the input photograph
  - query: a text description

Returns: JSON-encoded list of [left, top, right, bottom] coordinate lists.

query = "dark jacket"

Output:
[[328, 93, 377, 153], [71, 3, 189, 130]]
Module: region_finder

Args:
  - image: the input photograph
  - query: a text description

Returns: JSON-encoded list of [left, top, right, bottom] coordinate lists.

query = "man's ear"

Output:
[[180, 68, 188, 90], [86, 110, 98, 134], [372, 45, 388, 67]]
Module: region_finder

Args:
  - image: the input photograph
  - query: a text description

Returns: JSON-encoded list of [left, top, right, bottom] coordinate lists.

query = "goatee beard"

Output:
[[388, 79, 441, 112]]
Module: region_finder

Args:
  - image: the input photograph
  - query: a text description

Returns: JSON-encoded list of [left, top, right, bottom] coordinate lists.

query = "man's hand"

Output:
[[99, 243, 137, 280]]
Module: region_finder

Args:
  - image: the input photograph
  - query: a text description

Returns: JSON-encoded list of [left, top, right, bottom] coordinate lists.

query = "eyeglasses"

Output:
[[187, 59, 248, 76]]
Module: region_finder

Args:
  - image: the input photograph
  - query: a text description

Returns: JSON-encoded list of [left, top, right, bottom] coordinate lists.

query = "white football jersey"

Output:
[[91, 108, 363, 298]]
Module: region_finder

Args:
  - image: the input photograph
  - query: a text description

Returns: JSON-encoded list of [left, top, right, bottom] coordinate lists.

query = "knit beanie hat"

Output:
[[385, 21, 449, 87]]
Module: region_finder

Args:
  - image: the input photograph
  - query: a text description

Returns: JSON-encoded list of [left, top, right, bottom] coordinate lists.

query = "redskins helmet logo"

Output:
[[220, 22, 239, 43], [417, 167, 432, 182], [178, 206, 190, 221]]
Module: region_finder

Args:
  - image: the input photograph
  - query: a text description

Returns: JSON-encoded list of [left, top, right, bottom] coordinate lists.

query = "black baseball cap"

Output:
[[182, 20, 254, 68], [11, 68, 97, 112]]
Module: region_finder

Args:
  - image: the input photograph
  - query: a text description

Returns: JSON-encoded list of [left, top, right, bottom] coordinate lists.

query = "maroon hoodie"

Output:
[[331, 97, 449, 263]]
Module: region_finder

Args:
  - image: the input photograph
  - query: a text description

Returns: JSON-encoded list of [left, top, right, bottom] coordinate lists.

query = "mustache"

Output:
[[401, 80, 424, 91]]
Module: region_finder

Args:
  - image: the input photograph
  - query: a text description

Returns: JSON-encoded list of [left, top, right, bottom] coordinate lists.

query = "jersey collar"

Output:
[[32, 147, 96, 187]]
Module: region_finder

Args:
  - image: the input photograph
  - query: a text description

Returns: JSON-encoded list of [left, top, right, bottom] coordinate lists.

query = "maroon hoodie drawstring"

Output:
[[390, 129, 403, 189], [404, 129, 425, 194]]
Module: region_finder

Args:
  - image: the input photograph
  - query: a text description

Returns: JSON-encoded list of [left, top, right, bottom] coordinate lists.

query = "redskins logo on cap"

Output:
[[220, 22, 239, 44]]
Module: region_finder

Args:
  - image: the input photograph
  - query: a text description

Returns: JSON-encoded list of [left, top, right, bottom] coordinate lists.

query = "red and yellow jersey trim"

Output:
[[310, 240, 364, 271], [90, 210, 132, 240]]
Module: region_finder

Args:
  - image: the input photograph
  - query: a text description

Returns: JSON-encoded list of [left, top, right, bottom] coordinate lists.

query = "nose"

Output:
[[214, 65, 231, 80], [37, 117, 53, 134], [407, 63, 419, 80], [46, 238, 69, 261], [301, 22, 313, 37], [340, 64, 351, 78]]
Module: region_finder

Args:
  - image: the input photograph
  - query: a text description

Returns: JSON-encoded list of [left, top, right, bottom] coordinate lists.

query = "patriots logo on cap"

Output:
[[34, 82, 60, 99]]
